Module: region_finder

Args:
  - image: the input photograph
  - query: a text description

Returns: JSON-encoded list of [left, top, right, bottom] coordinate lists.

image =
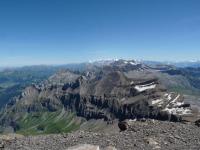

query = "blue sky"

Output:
[[0, 0, 200, 66]]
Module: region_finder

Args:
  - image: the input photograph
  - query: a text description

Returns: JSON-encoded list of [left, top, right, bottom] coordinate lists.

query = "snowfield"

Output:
[[162, 93, 192, 115], [134, 83, 156, 92], [123, 60, 139, 66], [163, 107, 192, 115]]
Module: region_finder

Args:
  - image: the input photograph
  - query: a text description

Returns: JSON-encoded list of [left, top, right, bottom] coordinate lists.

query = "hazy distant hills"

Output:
[[143, 60, 200, 68], [0, 66, 57, 109], [172, 61, 200, 68]]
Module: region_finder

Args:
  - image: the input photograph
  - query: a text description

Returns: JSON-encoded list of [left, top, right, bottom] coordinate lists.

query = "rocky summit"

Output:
[[1, 120, 200, 150]]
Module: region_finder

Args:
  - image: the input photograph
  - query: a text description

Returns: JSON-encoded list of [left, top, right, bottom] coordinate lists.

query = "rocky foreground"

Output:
[[1, 120, 200, 150]]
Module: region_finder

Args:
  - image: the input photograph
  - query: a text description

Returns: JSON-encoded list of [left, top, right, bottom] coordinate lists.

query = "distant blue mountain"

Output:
[[143, 60, 200, 68]]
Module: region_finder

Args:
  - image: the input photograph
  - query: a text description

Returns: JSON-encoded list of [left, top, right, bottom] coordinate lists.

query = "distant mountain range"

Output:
[[1, 60, 200, 71], [143, 60, 200, 68], [0, 59, 200, 134]]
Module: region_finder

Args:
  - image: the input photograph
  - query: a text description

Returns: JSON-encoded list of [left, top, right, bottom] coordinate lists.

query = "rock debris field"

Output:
[[1, 120, 200, 150]]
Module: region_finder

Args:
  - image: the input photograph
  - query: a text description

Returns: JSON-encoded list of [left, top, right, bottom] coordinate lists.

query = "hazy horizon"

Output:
[[1, 58, 200, 68], [1, 0, 200, 66]]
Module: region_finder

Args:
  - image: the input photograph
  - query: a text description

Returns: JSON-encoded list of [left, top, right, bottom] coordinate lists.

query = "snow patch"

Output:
[[164, 93, 169, 97], [167, 94, 172, 100], [152, 99, 163, 105], [166, 94, 184, 107], [163, 107, 192, 115], [128, 119, 137, 122], [171, 94, 180, 104], [176, 102, 184, 106], [163, 93, 191, 115], [134, 83, 156, 92], [123, 60, 139, 66], [130, 61, 137, 65]]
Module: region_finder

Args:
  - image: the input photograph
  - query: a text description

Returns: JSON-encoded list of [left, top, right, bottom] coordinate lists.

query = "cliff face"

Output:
[[0, 60, 195, 131]]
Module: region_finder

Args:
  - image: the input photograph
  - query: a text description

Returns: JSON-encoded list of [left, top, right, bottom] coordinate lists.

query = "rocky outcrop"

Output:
[[118, 121, 129, 131]]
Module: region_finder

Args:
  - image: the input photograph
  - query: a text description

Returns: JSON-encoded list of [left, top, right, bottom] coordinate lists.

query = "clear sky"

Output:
[[0, 0, 200, 66]]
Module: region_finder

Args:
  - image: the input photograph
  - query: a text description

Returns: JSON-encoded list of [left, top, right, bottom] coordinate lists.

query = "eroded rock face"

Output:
[[0, 60, 196, 128]]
